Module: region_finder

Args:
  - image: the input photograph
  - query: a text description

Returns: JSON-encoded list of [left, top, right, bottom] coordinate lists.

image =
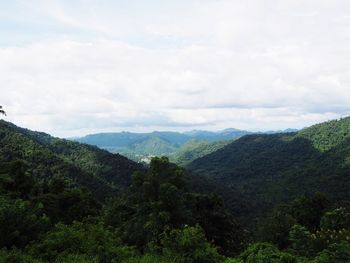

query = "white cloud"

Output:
[[1, 0, 350, 137]]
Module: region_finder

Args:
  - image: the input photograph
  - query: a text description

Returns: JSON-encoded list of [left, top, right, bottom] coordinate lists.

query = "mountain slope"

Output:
[[187, 117, 350, 215], [0, 120, 143, 198], [74, 129, 252, 160], [120, 136, 177, 156], [170, 139, 233, 166]]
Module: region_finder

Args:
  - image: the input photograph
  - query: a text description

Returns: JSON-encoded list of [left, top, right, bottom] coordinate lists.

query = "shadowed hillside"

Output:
[[188, 117, 350, 216]]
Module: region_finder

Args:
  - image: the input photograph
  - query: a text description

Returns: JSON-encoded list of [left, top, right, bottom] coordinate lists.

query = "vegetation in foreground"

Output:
[[0, 155, 349, 262]]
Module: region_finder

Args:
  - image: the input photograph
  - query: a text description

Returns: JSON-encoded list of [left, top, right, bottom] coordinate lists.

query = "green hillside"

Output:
[[0, 121, 248, 262], [188, 117, 350, 215], [297, 117, 350, 151], [74, 129, 252, 161], [0, 120, 349, 262], [170, 139, 232, 166], [0, 120, 143, 198]]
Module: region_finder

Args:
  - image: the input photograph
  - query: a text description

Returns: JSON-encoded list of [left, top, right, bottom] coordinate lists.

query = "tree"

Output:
[[0, 248, 43, 263], [187, 193, 246, 256], [258, 194, 330, 250], [32, 187, 100, 224], [28, 222, 135, 262], [239, 243, 296, 263], [289, 224, 312, 256], [320, 207, 350, 231], [312, 242, 350, 263], [158, 225, 224, 263], [0, 106, 6, 116], [107, 157, 190, 249], [103, 157, 245, 255], [289, 194, 329, 231], [0, 197, 50, 249], [1, 160, 35, 199], [258, 205, 296, 249]]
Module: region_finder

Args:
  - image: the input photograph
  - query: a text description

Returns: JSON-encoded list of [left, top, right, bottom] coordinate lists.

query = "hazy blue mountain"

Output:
[[73, 128, 252, 161], [183, 128, 252, 141], [74, 128, 299, 163]]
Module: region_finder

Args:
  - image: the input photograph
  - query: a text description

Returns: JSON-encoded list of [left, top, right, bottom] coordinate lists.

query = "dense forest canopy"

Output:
[[0, 118, 349, 262], [188, 117, 350, 219]]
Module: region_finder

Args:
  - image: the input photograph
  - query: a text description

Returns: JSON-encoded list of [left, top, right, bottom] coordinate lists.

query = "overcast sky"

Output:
[[1, 0, 350, 137]]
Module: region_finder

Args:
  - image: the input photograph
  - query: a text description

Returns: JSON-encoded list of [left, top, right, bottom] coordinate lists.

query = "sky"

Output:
[[1, 0, 350, 137]]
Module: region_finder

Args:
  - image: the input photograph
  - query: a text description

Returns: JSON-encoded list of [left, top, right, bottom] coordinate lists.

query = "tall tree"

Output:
[[0, 106, 6, 116]]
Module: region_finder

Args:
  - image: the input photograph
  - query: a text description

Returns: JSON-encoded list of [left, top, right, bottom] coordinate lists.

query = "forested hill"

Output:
[[0, 120, 143, 198], [188, 117, 350, 214], [0, 119, 349, 262], [170, 139, 233, 166]]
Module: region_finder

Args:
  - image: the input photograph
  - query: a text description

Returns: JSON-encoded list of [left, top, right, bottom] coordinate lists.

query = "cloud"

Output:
[[0, 0, 350, 137]]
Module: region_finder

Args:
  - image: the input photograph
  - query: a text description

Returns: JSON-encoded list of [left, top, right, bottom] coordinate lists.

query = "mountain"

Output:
[[74, 128, 299, 162], [0, 120, 349, 262], [73, 129, 253, 161], [169, 139, 233, 166], [187, 117, 350, 216], [183, 128, 252, 141], [0, 120, 143, 199]]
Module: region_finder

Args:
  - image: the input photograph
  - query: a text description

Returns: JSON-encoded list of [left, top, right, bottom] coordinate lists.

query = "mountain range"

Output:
[[73, 128, 297, 163], [0, 117, 349, 261], [2, 117, 348, 219]]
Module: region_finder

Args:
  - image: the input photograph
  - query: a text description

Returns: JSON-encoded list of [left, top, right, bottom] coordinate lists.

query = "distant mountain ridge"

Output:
[[74, 128, 296, 162]]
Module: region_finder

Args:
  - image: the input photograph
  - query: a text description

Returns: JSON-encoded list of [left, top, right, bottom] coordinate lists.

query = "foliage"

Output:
[[158, 225, 224, 263], [188, 117, 350, 220], [186, 193, 246, 255], [0, 249, 43, 263], [102, 157, 246, 255], [0, 106, 5, 116], [28, 221, 135, 262], [287, 207, 350, 258], [32, 187, 100, 224], [320, 207, 350, 231], [170, 139, 232, 166], [258, 206, 297, 249], [297, 117, 350, 152], [239, 243, 296, 263], [0, 197, 50, 249], [288, 194, 329, 231], [0, 120, 143, 199], [108, 157, 189, 249], [311, 241, 350, 263], [289, 225, 312, 256], [0, 119, 349, 262], [0, 160, 35, 199], [54, 254, 98, 263]]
